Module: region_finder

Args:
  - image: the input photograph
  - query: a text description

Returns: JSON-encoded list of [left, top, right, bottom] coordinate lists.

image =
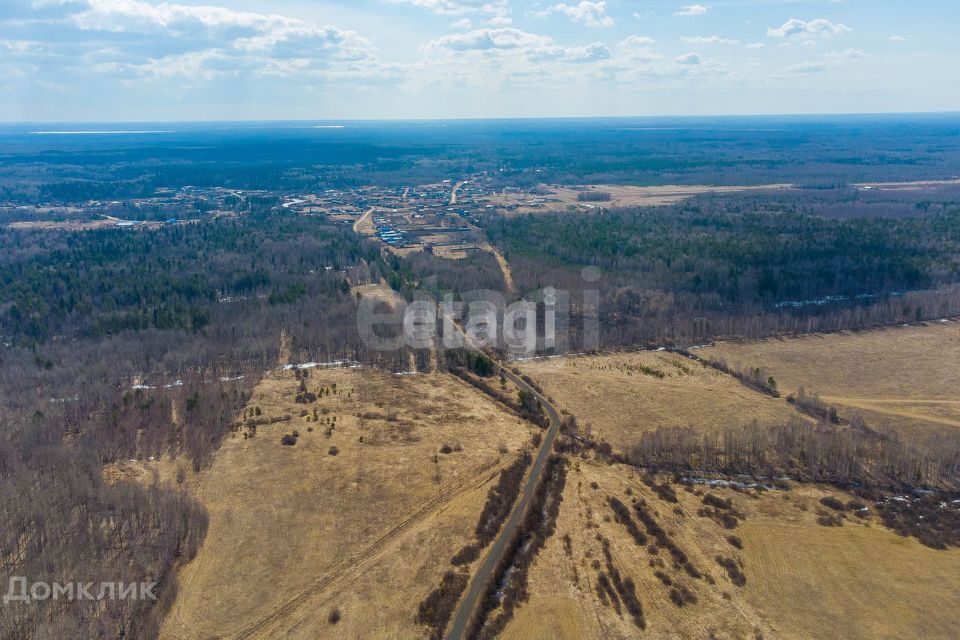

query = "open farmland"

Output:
[[702, 321, 960, 438], [515, 351, 804, 453], [499, 461, 960, 640], [158, 366, 536, 640], [482, 183, 793, 216]]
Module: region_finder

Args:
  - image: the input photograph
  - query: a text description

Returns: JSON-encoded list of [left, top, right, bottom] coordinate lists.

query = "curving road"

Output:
[[352, 207, 374, 234], [444, 363, 561, 640]]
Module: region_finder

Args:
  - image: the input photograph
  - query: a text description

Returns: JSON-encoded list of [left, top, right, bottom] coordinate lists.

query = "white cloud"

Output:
[[429, 27, 551, 51], [767, 18, 851, 39], [393, 0, 505, 17], [746, 42, 764, 50], [16, 0, 397, 83], [681, 36, 740, 46], [619, 35, 656, 48], [822, 48, 864, 61], [0, 40, 43, 53], [557, 41, 611, 63], [451, 18, 472, 29], [674, 5, 708, 17], [617, 35, 660, 62], [71, 0, 294, 33], [775, 48, 864, 78], [781, 61, 826, 75], [535, 2, 614, 28], [427, 26, 609, 63], [675, 52, 701, 65], [889, 35, 908, 43]]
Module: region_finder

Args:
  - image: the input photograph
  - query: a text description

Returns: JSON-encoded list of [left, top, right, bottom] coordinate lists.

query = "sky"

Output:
[[0, 0, 958, 121]]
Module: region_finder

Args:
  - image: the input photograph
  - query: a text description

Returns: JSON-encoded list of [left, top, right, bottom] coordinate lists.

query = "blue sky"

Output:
[[1, 0, 957, 121]]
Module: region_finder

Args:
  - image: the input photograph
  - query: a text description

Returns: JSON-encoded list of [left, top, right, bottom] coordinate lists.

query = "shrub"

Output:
[[703, 493, 733, 510], [608, 496, 648, 546], [816, 511, 844, 527], [727, 535, 744, 549], [417, 570, 469, 639], [328, 446, 339, 456], [819, 496, 847, 511], [716, 556, 746, 587], [280, 434, 297, 446], [328, 608, 341, 625], [450, 543, 481, 566]]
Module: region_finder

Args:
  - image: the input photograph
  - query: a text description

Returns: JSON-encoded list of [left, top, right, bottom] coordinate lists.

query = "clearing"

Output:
[[159, 366, 536, 639], [515, 350, 802, 453], [702, 321, 960, 437]]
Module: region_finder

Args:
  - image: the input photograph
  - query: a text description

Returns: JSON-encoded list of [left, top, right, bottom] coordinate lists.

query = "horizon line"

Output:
[[1, 110, 959, 127]]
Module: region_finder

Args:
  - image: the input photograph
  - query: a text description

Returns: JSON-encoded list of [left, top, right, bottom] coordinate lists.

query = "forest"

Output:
[[485, 190, 960, 349]]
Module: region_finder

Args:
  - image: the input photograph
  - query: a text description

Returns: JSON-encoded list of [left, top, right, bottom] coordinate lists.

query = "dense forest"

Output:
[[0, 212, 369, 341], [486, 192, 960, 349]]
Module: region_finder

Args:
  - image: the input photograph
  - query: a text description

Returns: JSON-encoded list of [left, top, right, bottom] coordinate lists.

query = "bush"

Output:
[[439, 443, 453, 454], [328, 608, 341, 625], [716, 556, 747, 587], [474, 453, 532, 545], [877, 492, 960, 549], [819, 513, 844, 527], [820, 496, 847, 511], [727, 535, 744, 549], [668, 584, 697, 607], [417, 570, 469, 639], [328, 446, 339, 456], [703, 493, 733, 510], [608, 496, 648, 546], [450, 543, 481, 566], [281, 434, 297, 446]]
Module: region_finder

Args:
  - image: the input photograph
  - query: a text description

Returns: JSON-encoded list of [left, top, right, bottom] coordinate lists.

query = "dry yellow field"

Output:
[[159, 366, 536, 640], [155, 325, 960, 640], [482, 183, 793, 216], [501, 460, 960, 640], [516, 351, 803, 453], [702, 321, 960, 436]]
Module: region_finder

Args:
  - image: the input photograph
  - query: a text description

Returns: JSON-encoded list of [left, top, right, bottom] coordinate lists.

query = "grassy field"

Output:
[[702, 320, 960, 437], [158, 367, 535, 639], [516, 350, 803, 453], [153, 322, 960, 639], [501, 461, 960, 640]]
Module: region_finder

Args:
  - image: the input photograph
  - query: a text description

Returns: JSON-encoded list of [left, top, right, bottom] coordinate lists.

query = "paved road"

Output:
[[444, 364, 561, 640]]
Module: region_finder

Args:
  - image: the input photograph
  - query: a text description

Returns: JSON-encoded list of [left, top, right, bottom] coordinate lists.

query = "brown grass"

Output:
[[159, 367, 534, 639], [516, 351, 802, 453], [703, 321, 960, 436], [501, 460, 960, 639], [484, 183, 792, 216]]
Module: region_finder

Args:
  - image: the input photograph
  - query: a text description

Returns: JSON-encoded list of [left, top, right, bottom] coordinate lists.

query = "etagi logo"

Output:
[[357, 267, 601, 358]]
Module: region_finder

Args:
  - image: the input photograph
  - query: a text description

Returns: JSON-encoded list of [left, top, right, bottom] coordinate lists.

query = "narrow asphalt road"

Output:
[[444, 364, 561, 640]]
